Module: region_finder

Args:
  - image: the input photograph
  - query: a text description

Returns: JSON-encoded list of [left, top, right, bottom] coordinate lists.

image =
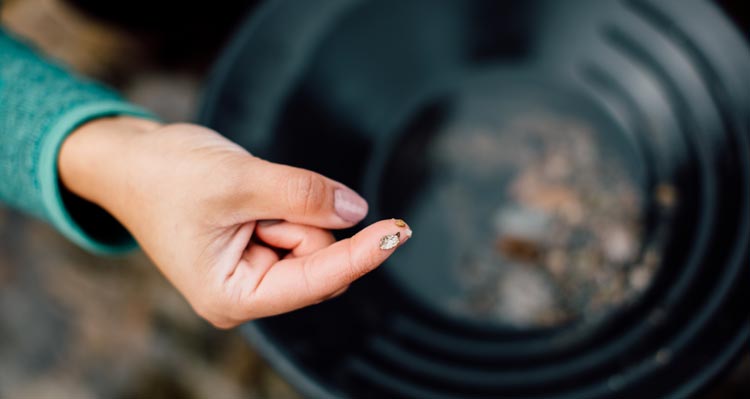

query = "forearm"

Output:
[[0, 28, 154, 253]]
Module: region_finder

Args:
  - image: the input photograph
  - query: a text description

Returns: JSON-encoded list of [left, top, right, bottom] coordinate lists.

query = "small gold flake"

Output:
[[394, 219, 407, 227]]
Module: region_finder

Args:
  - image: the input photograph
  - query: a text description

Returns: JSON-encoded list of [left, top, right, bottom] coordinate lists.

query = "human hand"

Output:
[[59, 116, 411, 328]]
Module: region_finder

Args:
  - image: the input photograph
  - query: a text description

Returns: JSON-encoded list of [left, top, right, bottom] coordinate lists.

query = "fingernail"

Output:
[[392, 218, 412, 243], [334, 188, 368, 223]]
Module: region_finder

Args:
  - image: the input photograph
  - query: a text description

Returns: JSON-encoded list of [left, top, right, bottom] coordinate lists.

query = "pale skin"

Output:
[[58, 116, 411, 328]]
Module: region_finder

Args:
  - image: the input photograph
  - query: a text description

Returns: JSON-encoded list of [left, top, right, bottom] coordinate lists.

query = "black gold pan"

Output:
[[200, 0, 750, 397]]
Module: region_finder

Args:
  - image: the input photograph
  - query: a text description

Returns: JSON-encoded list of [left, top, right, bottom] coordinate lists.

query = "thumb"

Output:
[[242, 158, 369, 228]]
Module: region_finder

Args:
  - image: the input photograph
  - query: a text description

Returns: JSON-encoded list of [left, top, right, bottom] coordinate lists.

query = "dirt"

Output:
[[441, 113, 673, 328]]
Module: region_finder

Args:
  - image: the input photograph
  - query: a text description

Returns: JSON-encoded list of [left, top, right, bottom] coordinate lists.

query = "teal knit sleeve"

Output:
[[0, 29, 155, 254]]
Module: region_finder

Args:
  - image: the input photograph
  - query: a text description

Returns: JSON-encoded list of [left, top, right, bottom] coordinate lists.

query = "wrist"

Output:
[[58, 116, 162, 215]]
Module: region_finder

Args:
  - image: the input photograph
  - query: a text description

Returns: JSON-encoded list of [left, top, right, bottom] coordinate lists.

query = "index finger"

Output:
[[244, 218, 412, 318]]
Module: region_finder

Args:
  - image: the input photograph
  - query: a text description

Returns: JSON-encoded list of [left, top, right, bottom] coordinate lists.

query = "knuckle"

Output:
[[302, 253, 335, 305], [342, 238, 366, 282], [286, 172, 327, 216], [301, 255, 318, 300]]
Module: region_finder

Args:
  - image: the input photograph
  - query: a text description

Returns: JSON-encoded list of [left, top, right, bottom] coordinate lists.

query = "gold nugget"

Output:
[[379, 232, 401, 250], [394, 219, 407, 227]]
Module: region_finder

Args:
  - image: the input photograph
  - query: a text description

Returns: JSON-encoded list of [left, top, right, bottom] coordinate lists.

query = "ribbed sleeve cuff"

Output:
[[38, 101, 155, 255]]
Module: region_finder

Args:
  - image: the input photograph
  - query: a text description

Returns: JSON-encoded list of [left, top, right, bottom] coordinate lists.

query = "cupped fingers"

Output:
[[255, 220, 335, 257], [245, 218, 412, 318]]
